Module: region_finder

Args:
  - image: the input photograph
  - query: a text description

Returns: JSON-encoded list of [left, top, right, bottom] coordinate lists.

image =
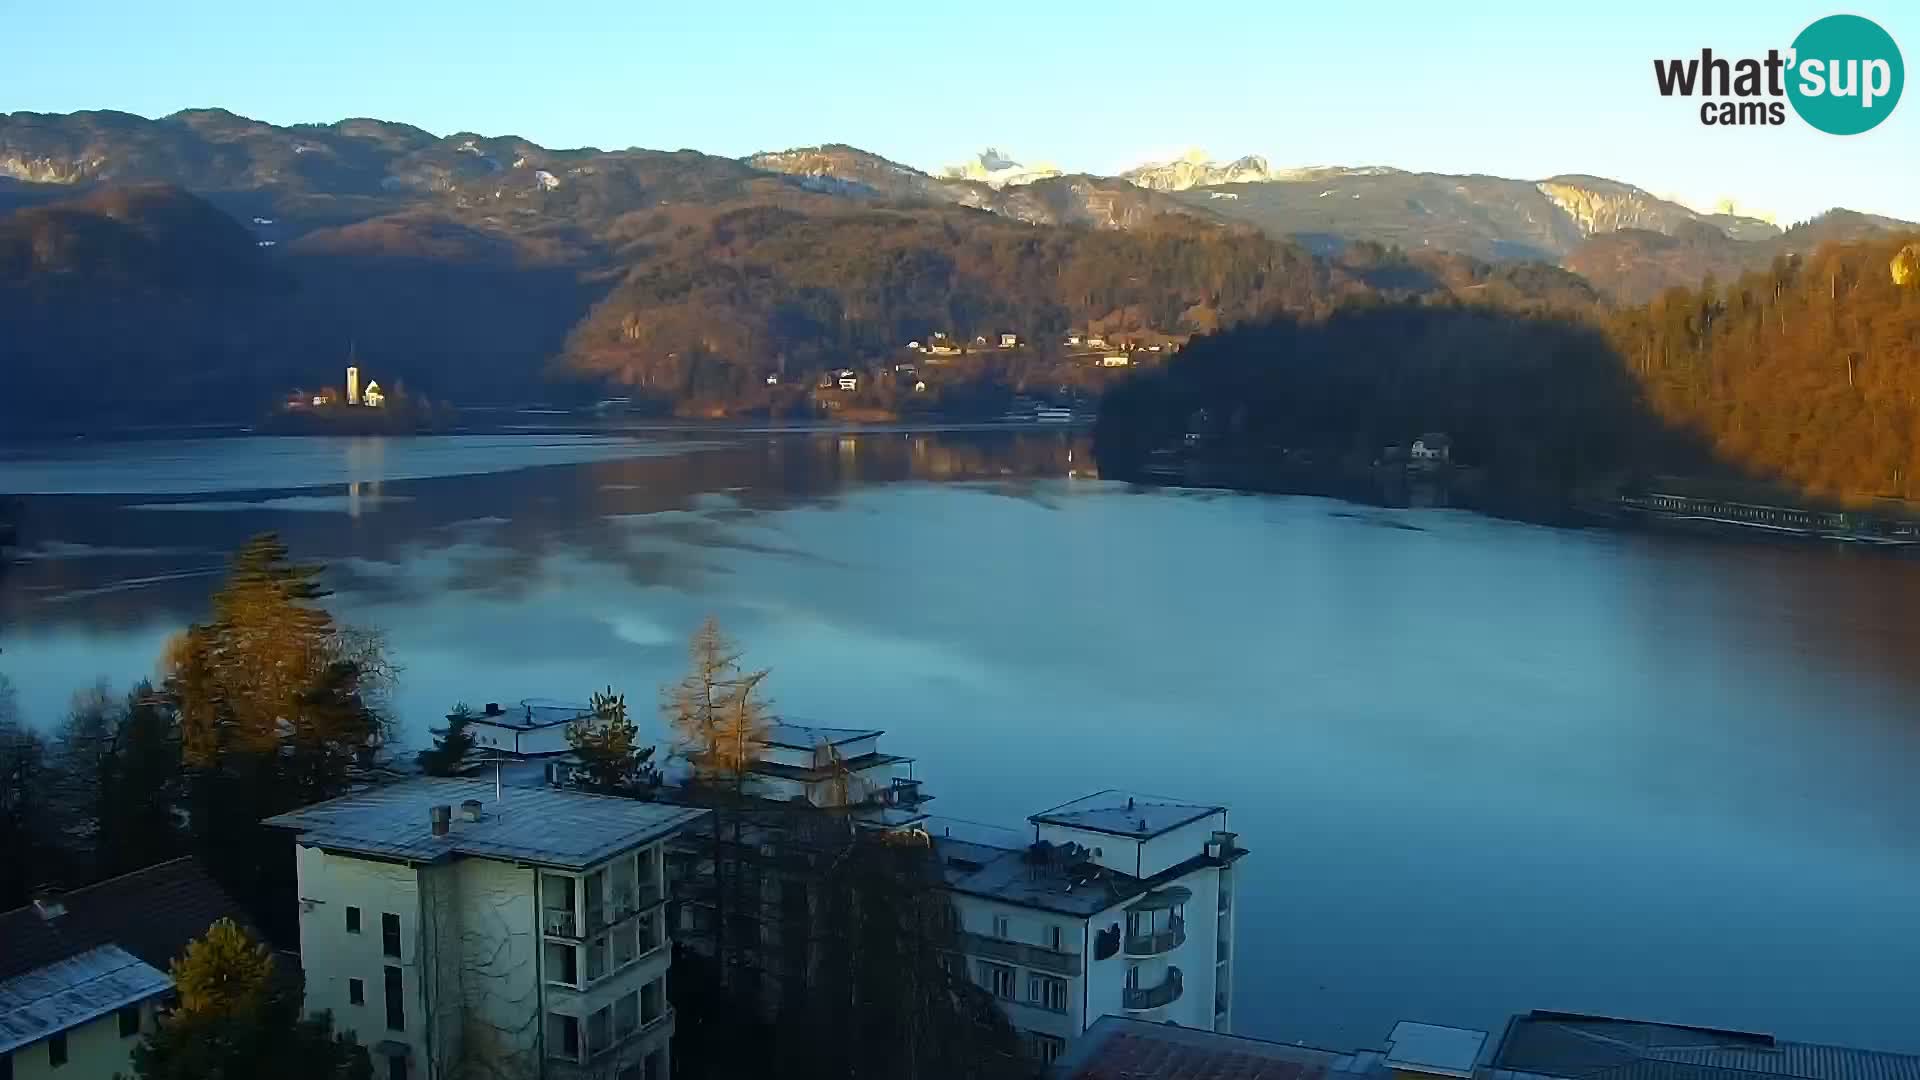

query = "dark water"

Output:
[[4, 430, 1919, 1053]]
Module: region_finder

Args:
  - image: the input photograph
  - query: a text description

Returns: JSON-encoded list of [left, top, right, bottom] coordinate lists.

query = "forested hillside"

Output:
[[1097, 234, 1920, 506]]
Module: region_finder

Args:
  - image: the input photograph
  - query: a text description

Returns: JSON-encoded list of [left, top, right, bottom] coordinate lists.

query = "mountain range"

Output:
[[2, 108, 1915, 425]]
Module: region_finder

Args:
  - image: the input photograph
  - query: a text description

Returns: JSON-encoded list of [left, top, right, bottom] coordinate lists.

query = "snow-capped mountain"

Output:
[[1121, 150, 1278, 191], [938, 147, 1061, 189]]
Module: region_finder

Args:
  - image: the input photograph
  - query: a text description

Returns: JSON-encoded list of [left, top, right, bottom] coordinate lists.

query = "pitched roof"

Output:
[[1056, 1016, 1383, 1080], [0, 856, 250, 984], [264, 777, 710, 870], [1493, 1012, 1920, 1080], [0, 945, 171, 1055]]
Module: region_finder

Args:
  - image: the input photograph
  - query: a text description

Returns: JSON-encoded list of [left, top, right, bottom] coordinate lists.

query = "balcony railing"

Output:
[[543, 908, 578, 938], [955, 931, 1083, 977], [1123, 967, 1183, 1012], [1124, 918, 1186, 957]]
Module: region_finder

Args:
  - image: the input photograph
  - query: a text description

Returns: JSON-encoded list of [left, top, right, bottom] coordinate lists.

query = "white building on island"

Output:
[[266, 778, 709, 1080]]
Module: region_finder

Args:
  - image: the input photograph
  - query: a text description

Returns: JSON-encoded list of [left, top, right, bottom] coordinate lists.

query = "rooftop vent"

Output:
[[483, 702, 503, 716], [430, 804, 452, 837], [460, 799, 483, 823]]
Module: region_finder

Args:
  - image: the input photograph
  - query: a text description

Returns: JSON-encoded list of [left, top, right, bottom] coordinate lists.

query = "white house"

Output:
[[266, 778, 709, 1080], [931, 790, 1244, 1066], [748, 723, 926, 815], [999, 333, 1020, 349], [0, 858, 251, 1080], [462, 699, 596, 758], [837, 372, 859, 391], [362, 381, 385, 408], [1410, 433, 1452, 465]]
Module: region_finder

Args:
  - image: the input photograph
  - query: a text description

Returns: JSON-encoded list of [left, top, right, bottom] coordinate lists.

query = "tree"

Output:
[[0, 675, 60, 910], [566, 688, 660, 796], [661, 617, 773, 995], [132, 918, 372, 1080], [664, 617, 771, 787], [416, 702, 476, 776], [163, 534, 394, 941]]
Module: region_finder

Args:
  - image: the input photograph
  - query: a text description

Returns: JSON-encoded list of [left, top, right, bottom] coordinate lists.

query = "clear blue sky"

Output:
[[2, 0, 1914, 224]]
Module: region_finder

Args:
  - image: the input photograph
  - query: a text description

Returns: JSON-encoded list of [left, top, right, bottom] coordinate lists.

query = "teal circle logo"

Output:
[[1787, 15, 1903, 134]]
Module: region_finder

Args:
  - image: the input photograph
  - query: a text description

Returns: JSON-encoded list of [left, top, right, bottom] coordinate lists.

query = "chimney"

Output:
[[484, 702, 502, 716], [430, 804, 452, 837], [460, 799, 483, 823], [1127, 796, 1135, 811]]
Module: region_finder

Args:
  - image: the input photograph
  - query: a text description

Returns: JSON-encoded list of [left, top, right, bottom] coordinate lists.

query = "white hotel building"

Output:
[[267, 778, 709, 1080], [932, 791, 1244, 1064], [718, 723, 1246, 1067]]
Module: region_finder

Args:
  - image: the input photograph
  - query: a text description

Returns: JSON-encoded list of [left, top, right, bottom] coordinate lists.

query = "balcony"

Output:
[[1124, 917, 1186, 957], [1122, 967, 1183, 1012], [956, 931, 1083, 977], [543, 908, 579, 939]]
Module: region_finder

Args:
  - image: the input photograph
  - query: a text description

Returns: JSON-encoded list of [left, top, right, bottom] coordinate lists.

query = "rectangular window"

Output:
[[546, 941, 579, 986], [1047, 925, 1063, 951], [349, 978, 365, 1005], [613, 921, 637, 968], [1031, 1033, 1065, 1064], [589, 1007, 611, 1057], [645, 1049, 664, 1080], [982, 961, 1015, 1001], [992, 914, 1010, 939], [382, 913, 401, 958], [584, 868, 607, 930], [1029, 974, 1068, 1012], [388, 1057, 408, 1080], [346, 906, 361, 934], [384, 966, 404, 1031], [641, 977, 663, 1024], [119, 1004, 141, 1037], [586, 934, 608, 983], [551, 1014, 580, 1061], [48, 1033, 67, 1068], [615, 991, 638, 1037]]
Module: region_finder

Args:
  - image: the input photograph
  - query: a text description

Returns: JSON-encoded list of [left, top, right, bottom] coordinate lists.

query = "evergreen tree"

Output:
[[132, 919, 372, 1080], [566, 688, 660, 796], [416, 702, 476, 776]]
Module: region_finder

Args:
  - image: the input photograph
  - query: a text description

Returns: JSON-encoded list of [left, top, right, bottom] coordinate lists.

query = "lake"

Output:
[[3, 428, 1919, 1054]]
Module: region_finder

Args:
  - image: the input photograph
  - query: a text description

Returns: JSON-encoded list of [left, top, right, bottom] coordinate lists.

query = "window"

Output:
[[1028, 1033, 1065, 1064], [349, 978, 365, 1005], [586, 934, 608, 983], [48, 1033, 67, 1068], [119, 1004, 141, 1037], [346, 906, 361, 934], [585, 868, 607, 930], [646, 1049, 665, 1080], [589, 1007, 611, 1057], [991, 914, 1010, 939], [388, 1057, 408, 1080], [615, 991, 638, 1038], [381, 913, 401, 958], [613, 921, 636, 968], [981, 961, 1015, 1001], [641, 977, 663, 1024], [550, 1014, 580, 1061], [384, 966, 404, 1031], [1029, 974, 1068, 1012], [1047, 924, 1063, 951], [546, 941, 579, 986]]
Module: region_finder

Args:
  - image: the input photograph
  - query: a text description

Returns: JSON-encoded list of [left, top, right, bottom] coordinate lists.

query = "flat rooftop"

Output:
[[1056, 1015, 1387, 1080], [1030, 789, 1226, 839], [265, 777, 709, 871], [1386, 1022, 1488, 1079], [763, 722, 884, 751], [466, 699, 592, 731], [1493, 1012, 1920, 1080], [927, 815, 1245, 918], [0, 944, 171, 1055]]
